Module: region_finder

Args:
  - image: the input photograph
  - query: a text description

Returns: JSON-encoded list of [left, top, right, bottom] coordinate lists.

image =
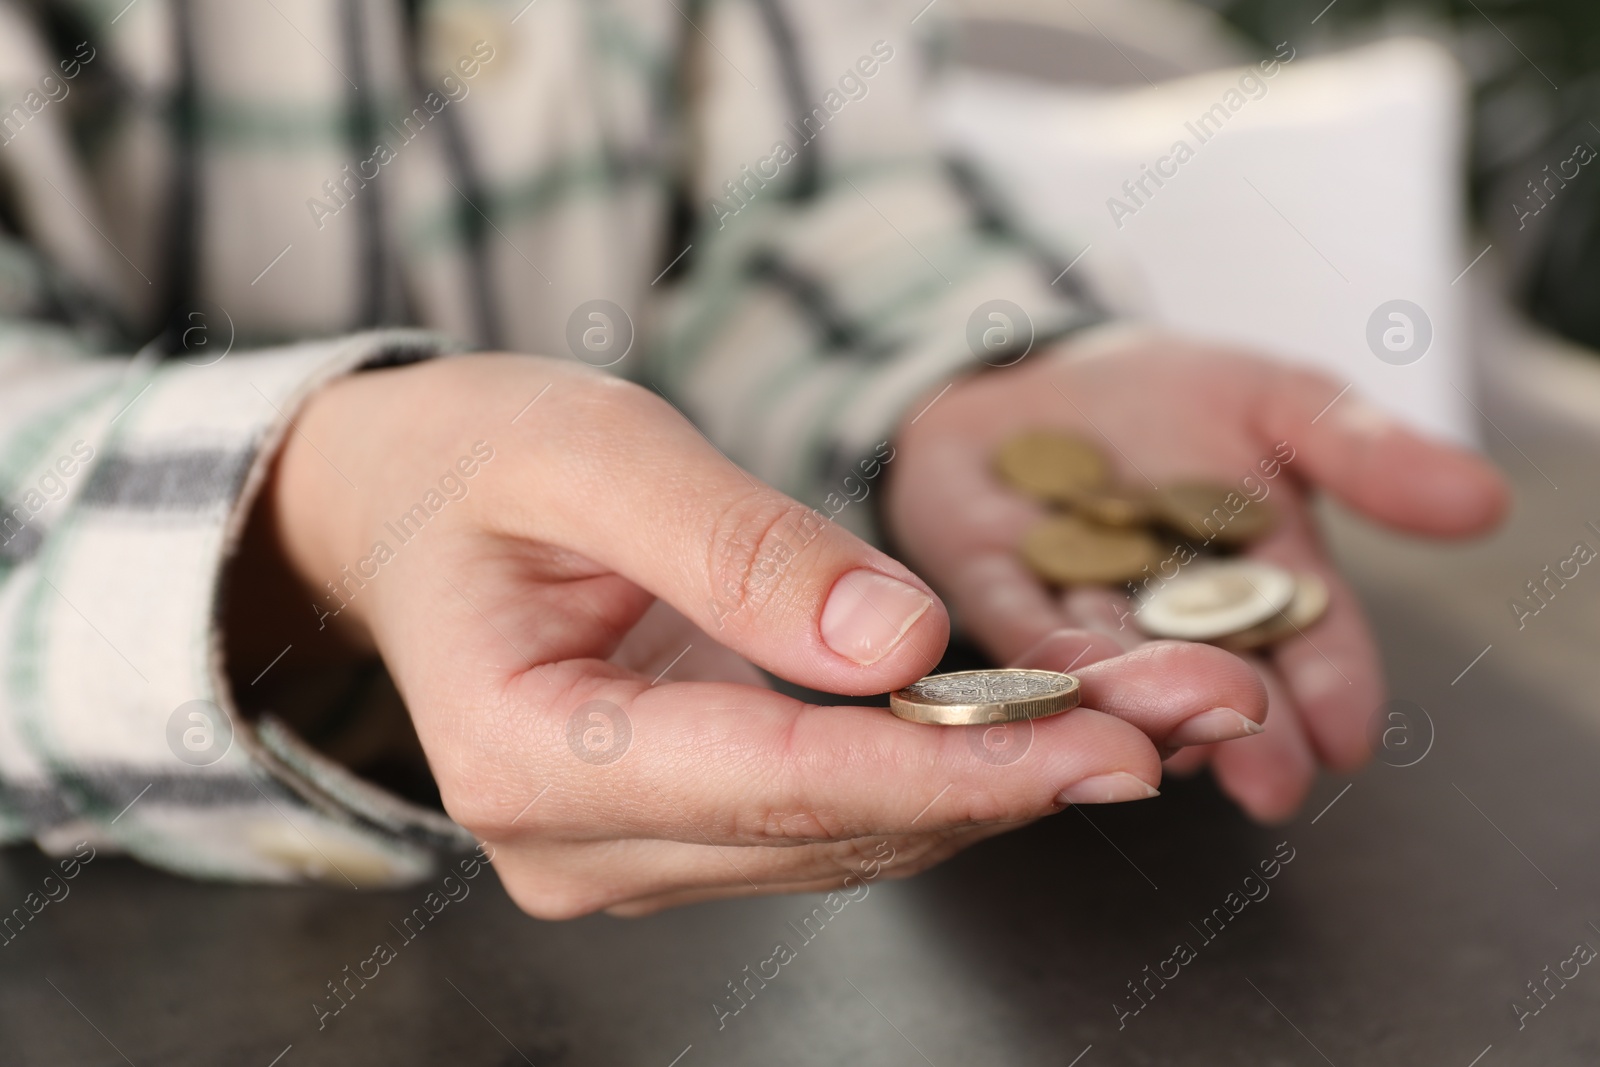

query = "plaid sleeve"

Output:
[[651, 0, 1105, 541], [0, 2, 483, 885], [0, 327, 477, 885]]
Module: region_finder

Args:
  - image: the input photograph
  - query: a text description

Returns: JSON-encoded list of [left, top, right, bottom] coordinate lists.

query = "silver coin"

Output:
[[1133, 560, 1297, 641], [1215, 572, 1331, 652], [889, 669, 1081, 726]]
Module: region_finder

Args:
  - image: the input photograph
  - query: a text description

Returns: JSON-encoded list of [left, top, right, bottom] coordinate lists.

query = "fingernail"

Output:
[[1056, 772, 1160, 805], [1165, 707, 1264, 748], [820, 570, 933, 666]]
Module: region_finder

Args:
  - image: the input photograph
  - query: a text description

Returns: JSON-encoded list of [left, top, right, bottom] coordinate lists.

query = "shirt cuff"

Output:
[[1, 329, 476, 885]]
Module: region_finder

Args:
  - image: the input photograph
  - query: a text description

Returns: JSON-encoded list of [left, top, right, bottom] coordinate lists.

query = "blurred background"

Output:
[[930, 0, 1600, 452], [1214, 0, 1600, 349], [931, 0, 1600, 738]]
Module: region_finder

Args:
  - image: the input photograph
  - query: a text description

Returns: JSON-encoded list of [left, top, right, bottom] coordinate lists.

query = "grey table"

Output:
[[3, 432, 1599, 1066]]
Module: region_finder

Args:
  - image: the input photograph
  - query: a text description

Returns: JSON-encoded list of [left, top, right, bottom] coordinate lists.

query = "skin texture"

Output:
[[237, 353, 1274, 917], [885, 328, 1510, 824]]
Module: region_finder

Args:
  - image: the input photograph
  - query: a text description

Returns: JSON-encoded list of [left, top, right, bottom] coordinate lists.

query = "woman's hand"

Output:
[[887, 331, 1508, 823], [250, 353, 1270, 916]]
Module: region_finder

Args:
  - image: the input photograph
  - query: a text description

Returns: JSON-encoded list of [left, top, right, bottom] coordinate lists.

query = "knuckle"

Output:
[[855, 837, 940, 879], [521, 372, 662, 454], [734, 714, 864, 843], [580, 373, 676, 429], [822, 834, 900, 874], [438, 791, 511, 844], [941, 785, 1047, 828], [741, 803, 852, 843], [435, 769, 542, 845], [705, 493, 824, 626], [440, 786, 565, 854], [572, 371, 659, 417]]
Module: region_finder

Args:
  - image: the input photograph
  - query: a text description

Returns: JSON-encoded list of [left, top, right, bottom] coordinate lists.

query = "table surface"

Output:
[[3, 422, 1599, 1067]]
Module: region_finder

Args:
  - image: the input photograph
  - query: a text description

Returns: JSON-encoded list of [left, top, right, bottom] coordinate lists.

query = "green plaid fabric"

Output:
[[0, 0, 1099, 885]]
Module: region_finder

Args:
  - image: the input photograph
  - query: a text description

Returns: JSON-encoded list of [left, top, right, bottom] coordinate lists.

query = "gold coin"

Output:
[[1021, 514, 1166, 585], [1214, 573, 1330, 652], [1067, 485, 1157, 527], [995, 431, 1109, 503], [1154, 482, 1278, 547], [890, 668, 1081, 726]]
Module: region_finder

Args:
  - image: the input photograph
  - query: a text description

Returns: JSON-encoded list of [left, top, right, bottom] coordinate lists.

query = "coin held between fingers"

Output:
[[889, 668, 1080, 725]]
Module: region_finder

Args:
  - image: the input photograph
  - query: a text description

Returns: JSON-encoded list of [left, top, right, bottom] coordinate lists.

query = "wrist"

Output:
[[262, 356, 512, 645], [255, 370, 392, 655], [223, 450, 373, 700]]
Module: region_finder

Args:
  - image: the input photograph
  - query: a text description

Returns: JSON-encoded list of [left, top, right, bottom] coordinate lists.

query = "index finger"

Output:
[[461, 641, 1266, 847]]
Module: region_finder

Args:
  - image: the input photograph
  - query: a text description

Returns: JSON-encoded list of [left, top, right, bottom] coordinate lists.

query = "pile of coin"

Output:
[[996, 430, 1326, 653], [884, 435, 1328, 728]]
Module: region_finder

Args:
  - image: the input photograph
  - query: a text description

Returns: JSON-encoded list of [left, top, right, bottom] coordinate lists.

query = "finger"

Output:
[[463, 668, 1181, 847], [1256, 366, 1509, 537], [493, 826, 1004, 919], [1071, 640, 1268, 748], [602, 827, 1014, 917], [609, 600, 767, 688], [486, 836, 883, 920], [1162, 744, 1210, 777], [886, 434, 1067, 662], [1208, 660, 1317, 823], [604, 878, 859, 918], [1248, 509, 1384, 771], [486, 369, 949, 695], [1009, 628, 1127, 673], [1011, 629, 1262, 751], [468, 630, 1277, 848]]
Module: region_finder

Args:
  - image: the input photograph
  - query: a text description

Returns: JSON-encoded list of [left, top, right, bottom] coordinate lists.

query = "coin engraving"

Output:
[[902, 670, 1071, 705]]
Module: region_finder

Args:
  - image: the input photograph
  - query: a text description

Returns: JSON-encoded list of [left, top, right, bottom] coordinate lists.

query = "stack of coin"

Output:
[[995, 430, 1327, 651], [1131, 559, 1328, 652]]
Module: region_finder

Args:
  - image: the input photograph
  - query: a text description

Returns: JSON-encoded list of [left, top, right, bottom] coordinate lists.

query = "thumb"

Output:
[[501, 379, 949, 695], [1257, 367, 1510, 537]]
